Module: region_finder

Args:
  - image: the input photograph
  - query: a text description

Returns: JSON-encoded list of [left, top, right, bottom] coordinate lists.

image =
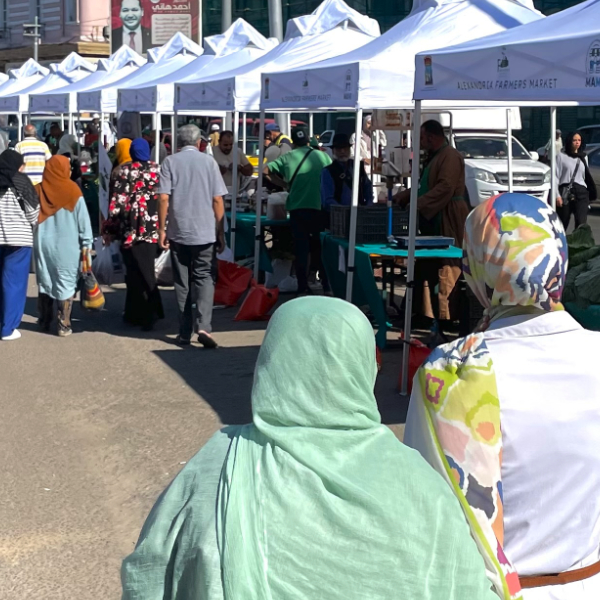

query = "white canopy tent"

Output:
[[29, 46, 145, 115], [260, 0, 545, 395], [175, 0, 380, 114], [407, 0, 600, 389], [118, 19, 277, 113], [0, 60, 49, 140], [0, 53, 96, 116], [261, 0, 542, 110], [174, 0, 381, 256], [0, 59, 48, 98]]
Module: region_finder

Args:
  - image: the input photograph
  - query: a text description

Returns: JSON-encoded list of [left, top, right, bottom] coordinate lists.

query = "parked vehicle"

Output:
[[587, 146, 600, 202], [578, 124, 600, 154], [451, 132, 550, 207]]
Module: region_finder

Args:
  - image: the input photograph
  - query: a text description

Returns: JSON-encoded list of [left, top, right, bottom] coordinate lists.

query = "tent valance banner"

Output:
[[413, 0, 600, 104], [111, 0, 200, 55]]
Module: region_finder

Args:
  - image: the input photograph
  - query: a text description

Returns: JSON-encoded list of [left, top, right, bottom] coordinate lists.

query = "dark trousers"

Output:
[[289, 209, 324, 293], [170, 241, 216, 339], [38, 294, 74, 334], [558, 183, 589, 231], [121, 243, 164, 328], [0, 245, 31, 338]]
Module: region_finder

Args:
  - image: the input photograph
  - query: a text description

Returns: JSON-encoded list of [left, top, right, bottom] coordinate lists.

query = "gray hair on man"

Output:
[[178, 124, 202, 148], [24, 124, 37, 138]]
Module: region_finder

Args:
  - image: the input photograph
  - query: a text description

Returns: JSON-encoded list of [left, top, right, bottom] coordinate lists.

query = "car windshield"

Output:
[[455, 136, 530, 160], [579, 128, 600, 145]]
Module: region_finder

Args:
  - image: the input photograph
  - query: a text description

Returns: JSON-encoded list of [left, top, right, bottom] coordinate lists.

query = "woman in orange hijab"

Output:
[[34, 155, 93, 337]]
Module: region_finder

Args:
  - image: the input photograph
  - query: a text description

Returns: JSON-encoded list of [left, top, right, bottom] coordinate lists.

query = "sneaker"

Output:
[[58, 327, 73, 338], [197, 331, 218, 349], [1, 329, 21, 341]]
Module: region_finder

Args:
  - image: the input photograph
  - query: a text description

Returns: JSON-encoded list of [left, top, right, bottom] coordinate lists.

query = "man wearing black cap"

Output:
[[265, 127, 332, 294], [321, 133, 373, 212]]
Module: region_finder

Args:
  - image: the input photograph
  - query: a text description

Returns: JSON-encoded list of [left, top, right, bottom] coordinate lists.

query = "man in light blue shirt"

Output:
[[159, 124, 228, 348]]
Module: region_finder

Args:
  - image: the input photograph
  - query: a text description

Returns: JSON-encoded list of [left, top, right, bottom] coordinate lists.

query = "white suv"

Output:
[[452, 132, 551, 207]]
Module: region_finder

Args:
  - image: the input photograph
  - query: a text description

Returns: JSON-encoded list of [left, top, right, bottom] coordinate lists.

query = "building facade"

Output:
[[0, 0, 110, 69]]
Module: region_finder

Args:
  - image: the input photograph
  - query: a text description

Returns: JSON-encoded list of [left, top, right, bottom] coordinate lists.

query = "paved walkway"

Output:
[[0, 276, 408, 599]]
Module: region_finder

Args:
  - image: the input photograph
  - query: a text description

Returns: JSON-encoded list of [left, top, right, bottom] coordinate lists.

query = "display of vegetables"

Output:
[[563, 225, 600, 307]]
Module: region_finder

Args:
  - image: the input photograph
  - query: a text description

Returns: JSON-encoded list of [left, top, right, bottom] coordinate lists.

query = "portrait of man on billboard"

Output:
[[112, 0, 152, 54]]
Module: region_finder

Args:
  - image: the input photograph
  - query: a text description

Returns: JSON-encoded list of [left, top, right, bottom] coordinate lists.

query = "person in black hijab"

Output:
[[0, 150, 40, 341], [556, 132, 598, 230], [0, 149, 39, 212]]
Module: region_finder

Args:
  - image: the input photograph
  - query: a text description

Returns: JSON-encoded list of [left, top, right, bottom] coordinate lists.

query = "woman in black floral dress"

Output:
[[103, 138, 164, 330]]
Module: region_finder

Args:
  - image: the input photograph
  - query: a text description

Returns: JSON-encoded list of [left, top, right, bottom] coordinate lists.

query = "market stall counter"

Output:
[[321, 233, 463, 348], [225, 211, 290, 273]]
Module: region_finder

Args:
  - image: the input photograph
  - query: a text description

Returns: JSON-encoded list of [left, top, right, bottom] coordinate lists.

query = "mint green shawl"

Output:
[[122, 297, 497, 600]]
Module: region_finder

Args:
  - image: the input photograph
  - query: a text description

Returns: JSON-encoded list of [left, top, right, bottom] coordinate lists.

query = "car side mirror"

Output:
[[529, 151, 539, 161]]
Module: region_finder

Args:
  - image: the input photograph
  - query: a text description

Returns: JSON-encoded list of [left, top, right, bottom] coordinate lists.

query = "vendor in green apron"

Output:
[[394, 120, 469, 322]]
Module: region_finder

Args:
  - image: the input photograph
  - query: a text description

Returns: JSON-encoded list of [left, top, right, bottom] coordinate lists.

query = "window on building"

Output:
[[0, 0, 6, 30], [65, 0, 78, 23]]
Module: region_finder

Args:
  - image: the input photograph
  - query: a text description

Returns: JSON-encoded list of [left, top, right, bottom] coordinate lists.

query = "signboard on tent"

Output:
[[111, 0, 200, 54]]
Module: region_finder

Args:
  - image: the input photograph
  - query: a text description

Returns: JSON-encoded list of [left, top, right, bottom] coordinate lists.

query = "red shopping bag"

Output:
[[214, 260, 253, 306], [235, 285, 279, 321], [398, 338, 431, 394]]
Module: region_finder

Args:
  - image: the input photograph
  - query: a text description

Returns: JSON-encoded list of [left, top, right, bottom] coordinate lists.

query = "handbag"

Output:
[[80, 248, 105, 311], [559, 157, 581, 203]]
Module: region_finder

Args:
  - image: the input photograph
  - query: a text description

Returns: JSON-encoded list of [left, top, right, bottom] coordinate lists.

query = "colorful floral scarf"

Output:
[[410, 193, 568, 600]]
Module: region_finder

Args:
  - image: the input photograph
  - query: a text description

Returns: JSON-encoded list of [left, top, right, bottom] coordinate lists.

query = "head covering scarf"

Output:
[[0, 149, 24, 189], [464, 193, 567, 330], [218, 297, 497, 600], [37, 155, 81, 224], [115, 138, 132, 165], [130, 138, 151, 162], [58, 134, 77, 156], [407, 194, 568, 600]]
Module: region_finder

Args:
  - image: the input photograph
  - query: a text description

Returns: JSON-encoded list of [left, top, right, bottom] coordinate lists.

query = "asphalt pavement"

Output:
[[0, 277, 407, 599]]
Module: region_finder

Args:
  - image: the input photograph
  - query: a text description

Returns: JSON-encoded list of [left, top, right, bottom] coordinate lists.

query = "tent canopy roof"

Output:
[[175, 0, 380, 112], [412, 0, 600, 104], [203, 18, 277, 56], [283, 0, 380, 40], [7, 58, 48, 80], [147, 32, 203, 64], [261, 0, 542, 110]]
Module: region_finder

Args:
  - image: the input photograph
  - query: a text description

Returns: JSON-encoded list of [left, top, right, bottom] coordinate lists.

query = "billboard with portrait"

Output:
[[111, 0, 200, 55]]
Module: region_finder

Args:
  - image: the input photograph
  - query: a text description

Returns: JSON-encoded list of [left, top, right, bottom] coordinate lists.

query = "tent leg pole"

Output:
[[242, 112, 247, 153], [60, 113, 65, 132], [550, 107, 557, 210], [154, 112, 161, 164], [173, 111, 178, 152], [17, 113, 22, 142], [346, 108, 363, 301], [400, 100, 422, 396], [231, 110, 240, 259], [507, 109, 513, 193], [254, 111, 266, 280], [100, 112, 105, 148], [309, 113, 314, 138]]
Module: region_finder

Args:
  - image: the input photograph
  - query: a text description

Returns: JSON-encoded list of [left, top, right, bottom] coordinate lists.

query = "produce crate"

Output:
[[329, 206, 409, 244]]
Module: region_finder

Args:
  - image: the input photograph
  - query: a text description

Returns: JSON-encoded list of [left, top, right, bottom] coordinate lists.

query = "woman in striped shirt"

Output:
[[0, 150, 40, 341]]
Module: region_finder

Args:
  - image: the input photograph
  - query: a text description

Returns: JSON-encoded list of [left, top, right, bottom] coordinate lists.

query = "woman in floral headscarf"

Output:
[[103, 138, 163, 330], [405, 193, 600, 599]]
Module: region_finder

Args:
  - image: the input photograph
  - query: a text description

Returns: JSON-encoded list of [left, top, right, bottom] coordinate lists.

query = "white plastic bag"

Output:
[[217, 246, 234, 263], [92, 238, 116, 286], [155, 250, 173, 287], [265, 258, 292, 289]]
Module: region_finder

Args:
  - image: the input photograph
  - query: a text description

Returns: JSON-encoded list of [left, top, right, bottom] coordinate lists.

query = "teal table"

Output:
[[321, 234, 463, 348], [226, 212, 289, 273]]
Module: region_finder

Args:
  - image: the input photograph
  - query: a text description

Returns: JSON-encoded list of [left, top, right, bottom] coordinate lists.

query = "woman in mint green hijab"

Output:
[[122, 297, 497, 600]]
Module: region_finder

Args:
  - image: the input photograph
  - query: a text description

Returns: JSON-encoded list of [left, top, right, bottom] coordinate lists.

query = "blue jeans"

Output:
[[0, 245, 31, 338]]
